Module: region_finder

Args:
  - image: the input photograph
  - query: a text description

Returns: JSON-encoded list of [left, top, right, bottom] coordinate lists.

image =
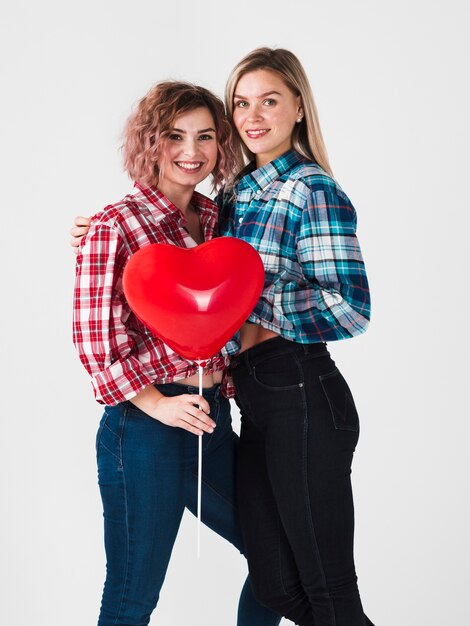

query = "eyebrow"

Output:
[[233, 90, 282, 99], [171, 127, 216, 133]]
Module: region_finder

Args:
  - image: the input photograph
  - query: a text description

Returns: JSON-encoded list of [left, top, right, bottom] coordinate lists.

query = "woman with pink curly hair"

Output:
[[73, 80, 280, 626]]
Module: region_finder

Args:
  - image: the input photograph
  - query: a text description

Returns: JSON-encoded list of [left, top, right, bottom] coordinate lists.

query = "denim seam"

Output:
[[298, 350, 329, 363], [96, 413, 109, 454], [233, 373, 255, 423], [295, 352, 337, 626], [189, 471, 238, 512], [318, 367, 340, 381], [250, 349, 328, 369], [246, 347, 328, 370], [276, 355, 309, 603], [112, 407, 130, 626], [252, 365, 303, 392], [98, 441, 122, 463], [201, 398, 220, 453], [277, 516, 297, 602], [99, 423, 123, 460], [319, 372, 360, 433]]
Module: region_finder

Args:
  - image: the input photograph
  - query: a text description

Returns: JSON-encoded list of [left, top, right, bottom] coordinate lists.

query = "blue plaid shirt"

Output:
[[217, 150, 370, 344]]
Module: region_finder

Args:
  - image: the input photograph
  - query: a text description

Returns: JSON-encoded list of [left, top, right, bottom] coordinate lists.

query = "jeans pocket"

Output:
[[319, 368, 359, 432], [252, 354, 304, 391]]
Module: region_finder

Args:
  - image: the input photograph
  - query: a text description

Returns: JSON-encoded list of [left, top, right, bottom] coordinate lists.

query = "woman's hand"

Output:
[[130, 385, 216, 436], [70, 216, 91, 253], [151, 394, 216, 436]]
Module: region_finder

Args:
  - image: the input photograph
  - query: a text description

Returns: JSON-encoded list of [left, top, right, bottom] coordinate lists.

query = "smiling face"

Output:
[[232, 69, 302, 167], [157, 107, 218, 194]]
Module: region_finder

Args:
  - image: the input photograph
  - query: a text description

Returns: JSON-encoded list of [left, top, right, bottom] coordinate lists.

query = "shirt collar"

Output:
[[133, 182, 217, 223], [236, 149, 306, 193]]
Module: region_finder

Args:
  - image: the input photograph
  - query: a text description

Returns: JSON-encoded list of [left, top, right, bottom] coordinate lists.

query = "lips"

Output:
[[175, 161, 204, 172], [246, 129, 270, 139]]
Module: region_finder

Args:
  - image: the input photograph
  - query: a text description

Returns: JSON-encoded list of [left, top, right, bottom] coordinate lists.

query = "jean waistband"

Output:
[[230, 336, 329, 370], [154, 381, 221, 399]]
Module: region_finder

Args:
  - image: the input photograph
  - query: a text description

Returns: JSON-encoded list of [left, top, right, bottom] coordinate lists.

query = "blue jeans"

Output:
[[96, 382, 281, 626]]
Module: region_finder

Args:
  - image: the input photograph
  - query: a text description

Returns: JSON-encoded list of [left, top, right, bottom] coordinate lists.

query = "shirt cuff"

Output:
[[220, 331, 241, 357], [91, 357, 155, 405]]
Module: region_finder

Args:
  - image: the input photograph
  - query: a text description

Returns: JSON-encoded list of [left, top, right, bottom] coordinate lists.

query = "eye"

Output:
[[234, 100, 248, 108], [168, 133, 182, 141], [263, 98, 276, 106], [199, 134, 214, 141]]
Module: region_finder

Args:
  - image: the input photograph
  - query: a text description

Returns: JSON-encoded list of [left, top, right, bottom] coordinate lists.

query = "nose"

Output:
[[247, 103, 263, 123], [182, 138, 198, 157]]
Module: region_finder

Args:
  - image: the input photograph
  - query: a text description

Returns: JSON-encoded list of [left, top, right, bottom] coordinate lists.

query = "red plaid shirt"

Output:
[[73, 183, 232, 405]]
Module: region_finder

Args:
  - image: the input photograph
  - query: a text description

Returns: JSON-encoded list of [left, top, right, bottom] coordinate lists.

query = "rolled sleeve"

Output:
[[295, 184, 371, 340], [73, 223, 154, 405], [220, 331, 241, 357]]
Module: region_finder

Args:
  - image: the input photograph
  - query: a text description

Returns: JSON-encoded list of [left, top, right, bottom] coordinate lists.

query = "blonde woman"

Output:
[[217, 48, 374, 626]]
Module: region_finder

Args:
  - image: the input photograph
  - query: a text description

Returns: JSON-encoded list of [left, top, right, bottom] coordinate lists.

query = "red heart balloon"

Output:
[[123, 237, 265, 361]]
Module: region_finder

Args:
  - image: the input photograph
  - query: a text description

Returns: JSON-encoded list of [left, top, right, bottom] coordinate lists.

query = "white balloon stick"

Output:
[[197, 362, 203, 558]]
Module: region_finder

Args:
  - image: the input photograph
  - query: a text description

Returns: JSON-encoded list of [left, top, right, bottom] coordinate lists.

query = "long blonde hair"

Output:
[[225, 47, 333, 177]]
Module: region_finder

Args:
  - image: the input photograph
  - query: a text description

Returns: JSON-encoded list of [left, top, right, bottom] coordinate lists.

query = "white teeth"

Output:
[[247, 130, 268, 137], [176, 162, 202, 170]]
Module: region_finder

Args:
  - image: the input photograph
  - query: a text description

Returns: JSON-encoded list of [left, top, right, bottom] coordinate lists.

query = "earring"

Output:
[[296, 117, 302, 123]]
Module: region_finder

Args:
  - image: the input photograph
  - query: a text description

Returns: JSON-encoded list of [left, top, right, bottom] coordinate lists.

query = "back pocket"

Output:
[[319, 368, 359, 432]]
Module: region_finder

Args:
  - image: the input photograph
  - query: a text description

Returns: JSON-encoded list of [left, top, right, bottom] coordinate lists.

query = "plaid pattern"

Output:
[[73, 183, 231, 405], [218, 150, 371, 343]]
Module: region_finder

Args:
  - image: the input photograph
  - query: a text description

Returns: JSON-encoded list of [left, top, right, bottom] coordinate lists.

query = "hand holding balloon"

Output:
[[129, 385, 215, 436]]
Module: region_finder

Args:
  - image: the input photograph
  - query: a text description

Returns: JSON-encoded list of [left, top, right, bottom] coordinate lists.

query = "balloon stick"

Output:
[[197, 362, 203, 558]]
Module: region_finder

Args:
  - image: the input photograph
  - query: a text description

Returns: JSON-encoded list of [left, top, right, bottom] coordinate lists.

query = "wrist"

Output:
[[130, 384, 164, 417]]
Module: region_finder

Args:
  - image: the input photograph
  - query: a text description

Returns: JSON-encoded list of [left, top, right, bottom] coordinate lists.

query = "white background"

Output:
[[1, 1, 469, 624]]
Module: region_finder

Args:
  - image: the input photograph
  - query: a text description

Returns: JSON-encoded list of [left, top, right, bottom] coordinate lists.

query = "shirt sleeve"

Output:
[[295, 184, 371, 341], [220, 331, 241, 357], [73, 222, 155, 405]]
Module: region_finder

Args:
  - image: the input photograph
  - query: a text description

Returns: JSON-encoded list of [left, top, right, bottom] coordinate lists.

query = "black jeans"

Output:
[[231, 337, 374, 626]]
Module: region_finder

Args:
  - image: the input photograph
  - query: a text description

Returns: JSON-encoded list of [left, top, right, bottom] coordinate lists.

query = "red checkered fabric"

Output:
[[73, 183, 233, 405]]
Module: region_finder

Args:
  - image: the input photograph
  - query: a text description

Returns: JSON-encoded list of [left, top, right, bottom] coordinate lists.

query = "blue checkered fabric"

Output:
[[217, 150, 371, 344]]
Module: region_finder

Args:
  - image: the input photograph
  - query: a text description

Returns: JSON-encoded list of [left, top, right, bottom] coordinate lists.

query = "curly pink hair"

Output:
[[122, 81, 239, 191]]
